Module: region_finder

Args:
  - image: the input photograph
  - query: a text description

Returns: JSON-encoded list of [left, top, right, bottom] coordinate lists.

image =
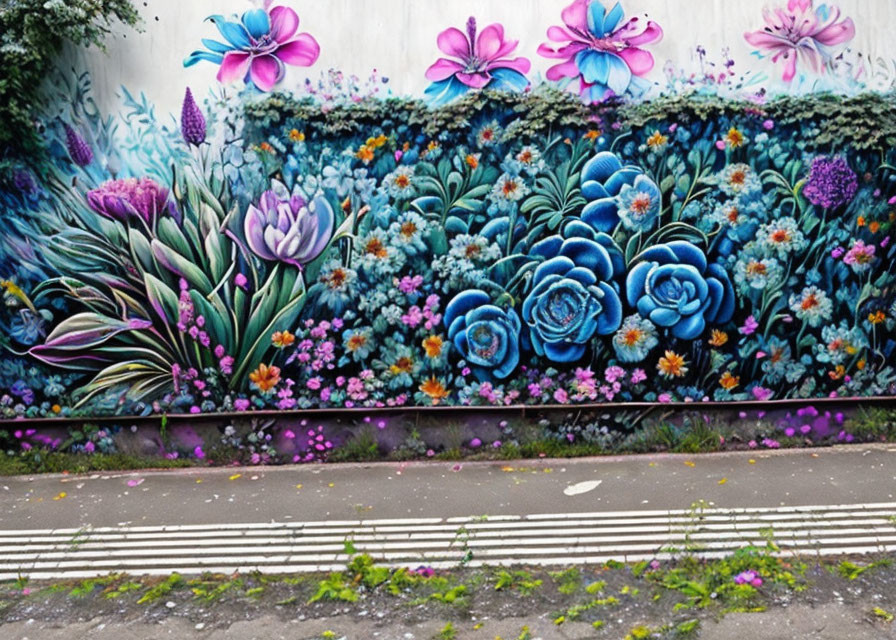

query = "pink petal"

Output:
[[545, 58, 581, 81], [781, 53, 798, 82], [250, 55, 283, 91], [546, 25, 579, 43], [269, 5, 300, 42], [425, 57, 465, 81], [618, 47, 654, 76], [537, 41, 587, 60], [216, 51, 251, 84], [456, 71, 491, 89], [813, 16, 855, 46], [744, 30, 789, 50], [276, 33, 320, 67], [617, 18, 663, 46], [560, 0, 590, 31], [477, 24, 517, 61], [485, 56, 531, 75], [437, 27, 471, 59]]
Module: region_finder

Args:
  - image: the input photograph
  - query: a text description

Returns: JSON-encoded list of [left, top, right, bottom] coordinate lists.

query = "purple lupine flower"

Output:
[[184, 5, 320, 92], [803, 156, 858, 209], [87, 178, 177, 223], [64, 124, 93, 167], [181, 88, 207, 146], [424, 17, 531, 105], [244, 186, 334, 267], [538, 0, 663, 103]]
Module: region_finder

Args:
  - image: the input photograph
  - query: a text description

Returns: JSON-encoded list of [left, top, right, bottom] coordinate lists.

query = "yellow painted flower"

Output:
[[389, 356, 415, 376], [719, 372, 740, 390], [51, 404, 61, 414], [868, 310, 886, 324], [657, 351, 688, 378], [272, 330, 295, 348], [465, 154, 480, 170], [708, 329, 728, 347], [427, 140, 440, 152], [419, 377, 450, 405], [726, 127, 745, 148], [288, 129, 305, 142], [249, 363, 281, 392], [646, 130, 668, 149], [259, 141, 275, 154], [422, 335, 444, 358]]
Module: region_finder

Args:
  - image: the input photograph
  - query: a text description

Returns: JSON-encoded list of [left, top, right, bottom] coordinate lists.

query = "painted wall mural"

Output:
[[1, 0, 895, 420]]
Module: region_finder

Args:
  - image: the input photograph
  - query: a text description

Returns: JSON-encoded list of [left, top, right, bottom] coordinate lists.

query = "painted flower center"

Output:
[[770, 229, 791, 244], [365, 237, 388, 258], [347, 334, 367, 351], [464, 243, 482, 259], [395, 174, 411, 189], [400, 221, 418, 237], [470, 325, 500, 360], [800, 294, 819, 310], [547, 291, 581, 326], [623, 328, 643, 346], [502, 180, 518, 196], [729, 169, 746, 185], [630, 193, 653, 215], [746, 261, 767, 277], [727, 207, 740, 223], [327, 268, 346, 287], [390, 356, 414, 374]]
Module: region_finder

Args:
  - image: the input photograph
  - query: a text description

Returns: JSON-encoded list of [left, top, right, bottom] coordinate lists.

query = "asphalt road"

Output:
[[3, 445, 896, 531]]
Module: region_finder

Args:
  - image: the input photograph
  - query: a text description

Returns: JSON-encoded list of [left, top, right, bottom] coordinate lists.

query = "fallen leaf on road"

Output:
[[684, 461, 696, 468], [501, 466, 515, 472], [296, 484, 303, 489], [229, 473, 242, 481], [328, 482, 335, 487], [196, 479, 202, 483], [748, 459, 756, 464], [127, 478, 144, 487], [563, 480, 602, 496], [451, 464, 462, 472], [53, 492, 66, 501], [718, 477, 727, 485]]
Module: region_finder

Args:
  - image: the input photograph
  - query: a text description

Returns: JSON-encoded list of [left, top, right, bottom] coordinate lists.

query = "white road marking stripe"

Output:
[[3, 502, 895, 537]]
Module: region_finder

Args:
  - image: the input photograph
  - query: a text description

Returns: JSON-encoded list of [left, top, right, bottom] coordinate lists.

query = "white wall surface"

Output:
[[73, 0, 896, 117]]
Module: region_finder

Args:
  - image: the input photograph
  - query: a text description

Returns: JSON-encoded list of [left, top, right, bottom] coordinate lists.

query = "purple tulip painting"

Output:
[[184, 5, 320, 92], [424, 17, 531, 106], [87, 178, 177, 224], [538, 0, 663, 103], [744, 0, 855, 82]]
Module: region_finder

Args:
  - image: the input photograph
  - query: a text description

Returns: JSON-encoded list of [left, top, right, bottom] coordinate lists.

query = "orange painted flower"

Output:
[[422, 335, 444, 358], [657, 351, 688, 378], [726, 127, 745, 148], [272, 330, 295, 348], [249, 363, 281, 392], [583, 129, 601, 140], [869, 221, 880, 233], [646, 130, 668, 149], [719, 372, 740, 390], [356, 145, 375, 163], [289, 129, 305, 142], [868, 310, 886, 324], [708, 329, 729, 347], [419, 377, 450, 405], [465, 154, 480, 170]]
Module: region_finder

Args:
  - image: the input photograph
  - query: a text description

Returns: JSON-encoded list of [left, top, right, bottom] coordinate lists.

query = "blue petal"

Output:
[[184, 50, 224, 67], [488, 68, 529, 93], [581, 198, 619, 233], [649, 307, 681, 327], [595, 233, 625, 277], [241, 9, 271, 39], [705, 263, 736, 323], [603, 2, 626, 33], [493, 335, 520, 378], [595, 282, 623, 334], [672, 314, 705, 340], [444, 290, 490, 329], [533, 256, 575, 284], [581, 152, 622, 183], [447, 316, 467, 342], [544, 340, 585, 363], [466, 305, 507, 325], [424, 77, 469, 106], [587, 0, 607, 36], [576, 50, 611, 86], [565, 266, 598, 286], [666, 241, 708, 271], [530, 235, 563, 260], [563, 220, 597, 241], [637, 244, 678, 265], [581, 180, 610, 200], [201, 38, 233, 53], [605, 53, 634, 95], [603, 167, 641, 195], [626, 262, 652, 306], [560, 238, 613, 281], [207, 15, 251, 49]]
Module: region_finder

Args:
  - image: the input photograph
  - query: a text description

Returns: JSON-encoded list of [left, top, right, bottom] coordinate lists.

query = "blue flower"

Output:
[[523, 221, 624, 362], [444, 290, 521, 380], [625, 242, 735, 340], [580, 152, 659, 233]]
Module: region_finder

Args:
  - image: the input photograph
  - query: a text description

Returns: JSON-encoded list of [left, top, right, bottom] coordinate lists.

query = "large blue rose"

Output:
[[580, 151, 659, 233], [626, 242, 736, 340], [444, 290, 521, 380], [523, 221, 624, 362]]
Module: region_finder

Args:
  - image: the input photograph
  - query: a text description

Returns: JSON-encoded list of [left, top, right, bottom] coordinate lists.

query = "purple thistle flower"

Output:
[[64, 124, 93, 167], [181, 87, 207, 146], [803, 156, 858, 209], [87, 177, 176, 223]]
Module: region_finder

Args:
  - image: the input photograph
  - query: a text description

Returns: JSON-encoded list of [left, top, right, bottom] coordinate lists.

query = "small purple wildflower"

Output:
[[803, 156, 858, 209]]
